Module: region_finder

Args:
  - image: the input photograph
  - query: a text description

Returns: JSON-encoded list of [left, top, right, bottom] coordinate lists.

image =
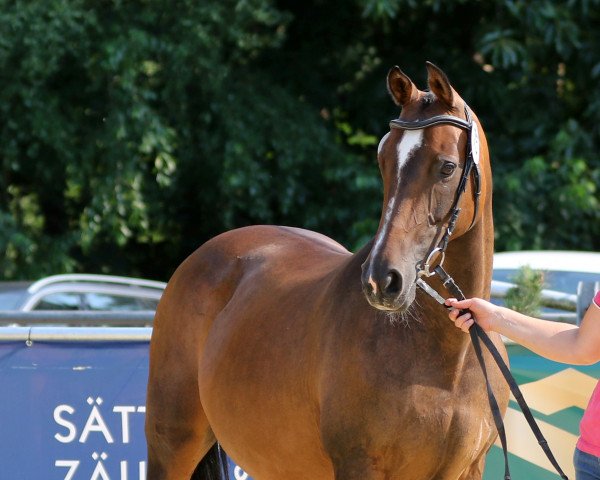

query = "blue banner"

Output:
[[0, 340, 251, 480], [0, 341, 150, 480], [1, 339, 597, 479]]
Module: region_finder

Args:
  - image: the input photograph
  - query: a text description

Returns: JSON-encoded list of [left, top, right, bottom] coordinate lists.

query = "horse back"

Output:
[[153, 225, 349, 344]]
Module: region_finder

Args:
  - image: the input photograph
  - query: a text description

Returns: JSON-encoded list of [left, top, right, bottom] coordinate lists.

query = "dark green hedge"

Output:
[[1, 0, 598, 280]]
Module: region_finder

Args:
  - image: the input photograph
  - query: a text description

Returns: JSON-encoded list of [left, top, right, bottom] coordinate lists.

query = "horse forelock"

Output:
[[408, 90, 467, 119]]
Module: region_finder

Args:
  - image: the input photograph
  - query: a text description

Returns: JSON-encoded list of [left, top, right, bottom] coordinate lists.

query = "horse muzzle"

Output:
[[360, 266, 415, 312]]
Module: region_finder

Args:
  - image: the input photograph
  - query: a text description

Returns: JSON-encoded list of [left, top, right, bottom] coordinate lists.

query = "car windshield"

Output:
[[493, 269, 600, 295]]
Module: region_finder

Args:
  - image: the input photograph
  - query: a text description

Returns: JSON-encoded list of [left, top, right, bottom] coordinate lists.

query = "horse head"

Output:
[[361, 62, 488, 312]]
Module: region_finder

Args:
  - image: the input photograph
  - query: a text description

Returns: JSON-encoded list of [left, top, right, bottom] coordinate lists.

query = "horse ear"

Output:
[[387, 66, 418, 107], [425, 61, 455, 108]]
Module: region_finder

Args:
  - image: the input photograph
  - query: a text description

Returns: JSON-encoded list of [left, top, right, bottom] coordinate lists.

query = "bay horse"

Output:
[[146, 62, 510, 480]]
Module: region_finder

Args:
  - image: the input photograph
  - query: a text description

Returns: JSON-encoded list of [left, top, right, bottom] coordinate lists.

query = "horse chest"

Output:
[[320, 381, 494, 479], [319, 334, 500, 478]]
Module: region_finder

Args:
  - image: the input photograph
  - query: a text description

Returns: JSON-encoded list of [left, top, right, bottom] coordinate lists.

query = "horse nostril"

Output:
[[382, 270, 402, 296], [364, 280, 374, 296]]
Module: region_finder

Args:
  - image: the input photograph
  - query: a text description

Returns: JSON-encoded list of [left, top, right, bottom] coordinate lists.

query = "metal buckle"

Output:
[[417, 247, 446, 278]]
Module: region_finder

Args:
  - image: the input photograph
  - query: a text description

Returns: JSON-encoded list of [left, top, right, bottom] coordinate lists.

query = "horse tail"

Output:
[[191, 443, 229, 480]]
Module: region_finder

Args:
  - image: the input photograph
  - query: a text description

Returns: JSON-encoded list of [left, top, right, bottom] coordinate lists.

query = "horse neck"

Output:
[[415, 207, 494, 360], [444, 206, 494, 301]]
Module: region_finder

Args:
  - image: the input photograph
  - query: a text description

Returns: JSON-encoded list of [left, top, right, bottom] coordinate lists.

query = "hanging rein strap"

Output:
[[433, 267, 511, 480], [434, 265, 569, 480]]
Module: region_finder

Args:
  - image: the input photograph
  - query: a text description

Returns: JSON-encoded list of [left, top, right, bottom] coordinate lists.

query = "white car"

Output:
[[0, 274, 166, 311], [493, 250, 600, 294]]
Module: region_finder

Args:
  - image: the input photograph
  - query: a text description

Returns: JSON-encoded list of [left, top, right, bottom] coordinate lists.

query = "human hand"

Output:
[[444, 297, 499, 333]]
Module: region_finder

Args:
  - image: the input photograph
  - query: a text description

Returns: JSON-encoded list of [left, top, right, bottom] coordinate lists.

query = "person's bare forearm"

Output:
[[491, 307, 587, 364], [448, 297, 600, 365]]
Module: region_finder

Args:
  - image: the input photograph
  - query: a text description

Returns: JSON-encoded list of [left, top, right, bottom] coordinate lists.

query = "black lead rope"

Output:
[[433, 265, 569, 480], [470, 327, 512, 480], [433, 265, 511, 480]]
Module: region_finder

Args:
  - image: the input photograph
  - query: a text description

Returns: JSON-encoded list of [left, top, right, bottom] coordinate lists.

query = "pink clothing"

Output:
[[578, 381, 600, 456], [576, 291, 600, 457]]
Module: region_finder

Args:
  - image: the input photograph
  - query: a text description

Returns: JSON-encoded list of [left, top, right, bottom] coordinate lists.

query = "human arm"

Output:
[[445, 293, 600, 365]]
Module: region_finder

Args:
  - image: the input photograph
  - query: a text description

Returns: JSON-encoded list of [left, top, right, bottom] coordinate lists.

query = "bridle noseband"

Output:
[[389, 105, 481, 278]]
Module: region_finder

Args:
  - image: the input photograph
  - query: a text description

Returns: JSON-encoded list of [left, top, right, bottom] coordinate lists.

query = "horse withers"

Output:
[[145, 62, 509, 480]]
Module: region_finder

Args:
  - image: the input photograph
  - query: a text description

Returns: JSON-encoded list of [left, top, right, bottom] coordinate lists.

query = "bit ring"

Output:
[[417, 248, 446, 278]]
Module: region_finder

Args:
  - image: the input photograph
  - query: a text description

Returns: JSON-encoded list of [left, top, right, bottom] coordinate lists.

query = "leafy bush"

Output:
[[504, 266, 545, 317], [0, 0, 598, 280]]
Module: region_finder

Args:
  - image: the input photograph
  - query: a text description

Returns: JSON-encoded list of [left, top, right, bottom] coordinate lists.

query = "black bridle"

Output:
[[390, 106, 481, 278], [388, 105, 568, 480]]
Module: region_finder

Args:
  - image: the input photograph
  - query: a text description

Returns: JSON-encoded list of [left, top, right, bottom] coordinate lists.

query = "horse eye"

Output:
[[441, 161, 456, 176]]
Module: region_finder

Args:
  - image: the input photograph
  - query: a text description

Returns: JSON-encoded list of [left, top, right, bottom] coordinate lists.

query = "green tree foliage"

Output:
[[0, 0, 598, 280]]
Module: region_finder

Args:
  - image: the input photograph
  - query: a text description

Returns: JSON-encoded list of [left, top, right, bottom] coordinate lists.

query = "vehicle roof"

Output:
[[27, 274, 166, 294], [0, 275, 166, 311], [493, 251, 600, 273]]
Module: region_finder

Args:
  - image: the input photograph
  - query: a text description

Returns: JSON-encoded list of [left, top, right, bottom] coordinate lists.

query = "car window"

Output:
[[138, 298, 160, 310], [84, 293, 158, 311], [493, 269, 600, 294], [34, 293, 83, 310]]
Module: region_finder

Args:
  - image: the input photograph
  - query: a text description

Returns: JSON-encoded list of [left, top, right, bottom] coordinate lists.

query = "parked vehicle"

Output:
[[493, 250, 600, 294], [0, 274, 166, 311]]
